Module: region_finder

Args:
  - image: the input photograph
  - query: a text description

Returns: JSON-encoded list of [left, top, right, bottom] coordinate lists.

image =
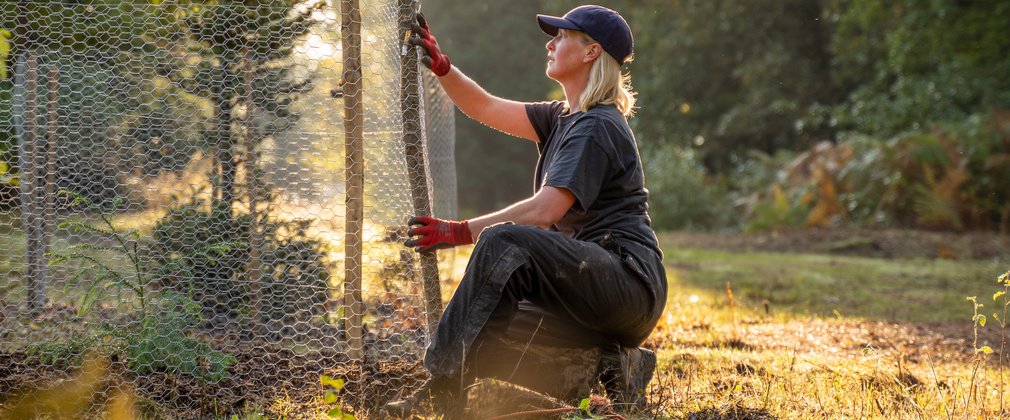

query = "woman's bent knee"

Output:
[[475, 222, 528, 245]]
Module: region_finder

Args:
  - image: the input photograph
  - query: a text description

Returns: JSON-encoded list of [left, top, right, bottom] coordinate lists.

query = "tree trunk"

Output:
[[14, 42, 48, 316], [214, 65, 235, 215], [243, 47, 263, 330], [14, 0, 47, 312], [45, 64, 57, 262]]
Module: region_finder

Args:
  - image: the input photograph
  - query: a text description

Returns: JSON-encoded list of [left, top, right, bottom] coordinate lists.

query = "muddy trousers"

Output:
[[422, 223, 665, 382]]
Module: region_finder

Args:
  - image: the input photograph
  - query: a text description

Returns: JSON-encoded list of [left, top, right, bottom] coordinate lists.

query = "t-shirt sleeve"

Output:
[[525, 101, 564, 145], [544, 121, 613, 213]]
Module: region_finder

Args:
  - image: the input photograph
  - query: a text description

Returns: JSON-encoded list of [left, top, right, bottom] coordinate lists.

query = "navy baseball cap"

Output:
[[537, 5, 633, 64]]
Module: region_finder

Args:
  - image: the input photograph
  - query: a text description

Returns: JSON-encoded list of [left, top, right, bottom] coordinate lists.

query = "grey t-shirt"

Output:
[[525, 101, 661, 257]]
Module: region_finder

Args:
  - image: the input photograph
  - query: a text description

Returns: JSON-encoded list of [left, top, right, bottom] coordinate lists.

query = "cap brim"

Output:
[[536, 14, 580, 36]]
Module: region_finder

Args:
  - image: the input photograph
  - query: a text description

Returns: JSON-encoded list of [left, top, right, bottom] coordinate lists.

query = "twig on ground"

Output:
[[801, 357, 837, 374], [926, 354, 952, 420], [508, 316, 543, 383], [486, 407, 578, 419], [998, 276, 1008, 414], [967, 357, 982, 415]]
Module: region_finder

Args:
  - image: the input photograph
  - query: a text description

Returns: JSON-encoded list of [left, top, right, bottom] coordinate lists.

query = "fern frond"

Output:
[[63, 243, 120, 254], [60, 220, 120, 239], [64, 269, 90, 288], [78, 284, 108, 317]]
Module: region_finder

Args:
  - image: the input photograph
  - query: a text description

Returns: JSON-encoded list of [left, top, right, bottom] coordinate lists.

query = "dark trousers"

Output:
[[423, 223, 667, 381]]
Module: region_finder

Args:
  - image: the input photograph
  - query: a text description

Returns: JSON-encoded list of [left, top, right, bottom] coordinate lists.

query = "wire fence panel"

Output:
[[0, 1, 452, 417], [425, 71, 457, 221]]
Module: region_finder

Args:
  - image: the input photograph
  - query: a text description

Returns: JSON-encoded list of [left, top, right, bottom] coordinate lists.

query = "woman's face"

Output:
[[545, 29, 593, 82]]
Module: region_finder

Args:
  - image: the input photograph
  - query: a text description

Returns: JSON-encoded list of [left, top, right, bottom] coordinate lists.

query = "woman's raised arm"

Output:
[[410, 14, 540, 142], [436, 67, 539, 142]]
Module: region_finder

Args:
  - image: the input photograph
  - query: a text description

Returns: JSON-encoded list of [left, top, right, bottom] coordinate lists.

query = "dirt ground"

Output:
[[660, 228, 1010, 260]]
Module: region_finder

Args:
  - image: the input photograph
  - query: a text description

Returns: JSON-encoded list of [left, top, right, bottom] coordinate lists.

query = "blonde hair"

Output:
[[574, 31, 636, 117]]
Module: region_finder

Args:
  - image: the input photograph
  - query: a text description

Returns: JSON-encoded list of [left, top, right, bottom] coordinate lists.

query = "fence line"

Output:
[[0, 1, 455, 416]]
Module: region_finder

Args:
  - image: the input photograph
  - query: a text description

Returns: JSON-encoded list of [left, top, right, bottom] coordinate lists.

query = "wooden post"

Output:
[[341, 0, 365, 361], [398, 0, 443, 338]]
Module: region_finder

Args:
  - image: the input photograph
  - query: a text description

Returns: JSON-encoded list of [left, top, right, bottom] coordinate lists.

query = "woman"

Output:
[[384, 5, 667, 416]]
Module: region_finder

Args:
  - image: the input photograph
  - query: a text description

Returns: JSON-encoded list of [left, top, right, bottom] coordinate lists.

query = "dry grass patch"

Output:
[[638, 248, 1010, 419]]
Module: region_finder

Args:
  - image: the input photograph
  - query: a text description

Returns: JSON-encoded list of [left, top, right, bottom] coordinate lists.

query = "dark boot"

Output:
[[597, 346, 657, 409], [380, 376, 462, 418]]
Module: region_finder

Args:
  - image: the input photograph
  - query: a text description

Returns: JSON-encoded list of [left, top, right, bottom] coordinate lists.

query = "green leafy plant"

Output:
[[26, 331, 99, 368], [564, 395, 617, 419], [644, 144, 734, 231], [578, 397, 592, 417], [321, 375, 354, 419], [0, 160, 17, 186], [727, 149, 815, 232], [121, 290, 234, 382], [50, 193, 150, 318], [36, 190, 236, 382], [731, 112, 1010, 232], [0, 28, 11, 79], [967, 295, 991, 355], [960, 270, 1010, 415], [152, 192, 330, 324]]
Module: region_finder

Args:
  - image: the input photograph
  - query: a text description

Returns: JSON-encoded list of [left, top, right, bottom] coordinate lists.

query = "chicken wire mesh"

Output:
[[0, 0, 454, 417]]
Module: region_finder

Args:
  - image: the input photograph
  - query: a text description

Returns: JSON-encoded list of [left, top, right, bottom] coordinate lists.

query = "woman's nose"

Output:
[[546, 38, 555, 50]]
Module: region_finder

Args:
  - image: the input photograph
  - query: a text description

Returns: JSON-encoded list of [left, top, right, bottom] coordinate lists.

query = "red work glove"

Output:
[[405, 216, 473, 253], [409, 13, 452, 77]]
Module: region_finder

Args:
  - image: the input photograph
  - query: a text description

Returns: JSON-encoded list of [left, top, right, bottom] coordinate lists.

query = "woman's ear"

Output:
[[584, 44, 602, 62]]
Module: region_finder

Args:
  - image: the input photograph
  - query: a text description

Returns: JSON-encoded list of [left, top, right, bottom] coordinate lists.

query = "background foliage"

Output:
[[418, 0, 1010, 232], [2, 0, 1009, 231]]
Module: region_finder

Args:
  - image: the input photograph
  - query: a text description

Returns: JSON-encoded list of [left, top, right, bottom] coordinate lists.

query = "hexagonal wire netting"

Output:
[[0, 0, 454, 417]]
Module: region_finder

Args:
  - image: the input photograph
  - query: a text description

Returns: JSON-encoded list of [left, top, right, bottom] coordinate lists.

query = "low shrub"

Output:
[[731, 111, 1010, 232], [152, 193, 330, 325], [644, 144, 735, 231], [34, 192, 235, 382]]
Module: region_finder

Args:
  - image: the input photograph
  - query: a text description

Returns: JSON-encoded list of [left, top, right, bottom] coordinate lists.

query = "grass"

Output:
[[663, 247, 1004, 323], [433, 242, 1010, 419], [645, 242, 1010, 419]]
